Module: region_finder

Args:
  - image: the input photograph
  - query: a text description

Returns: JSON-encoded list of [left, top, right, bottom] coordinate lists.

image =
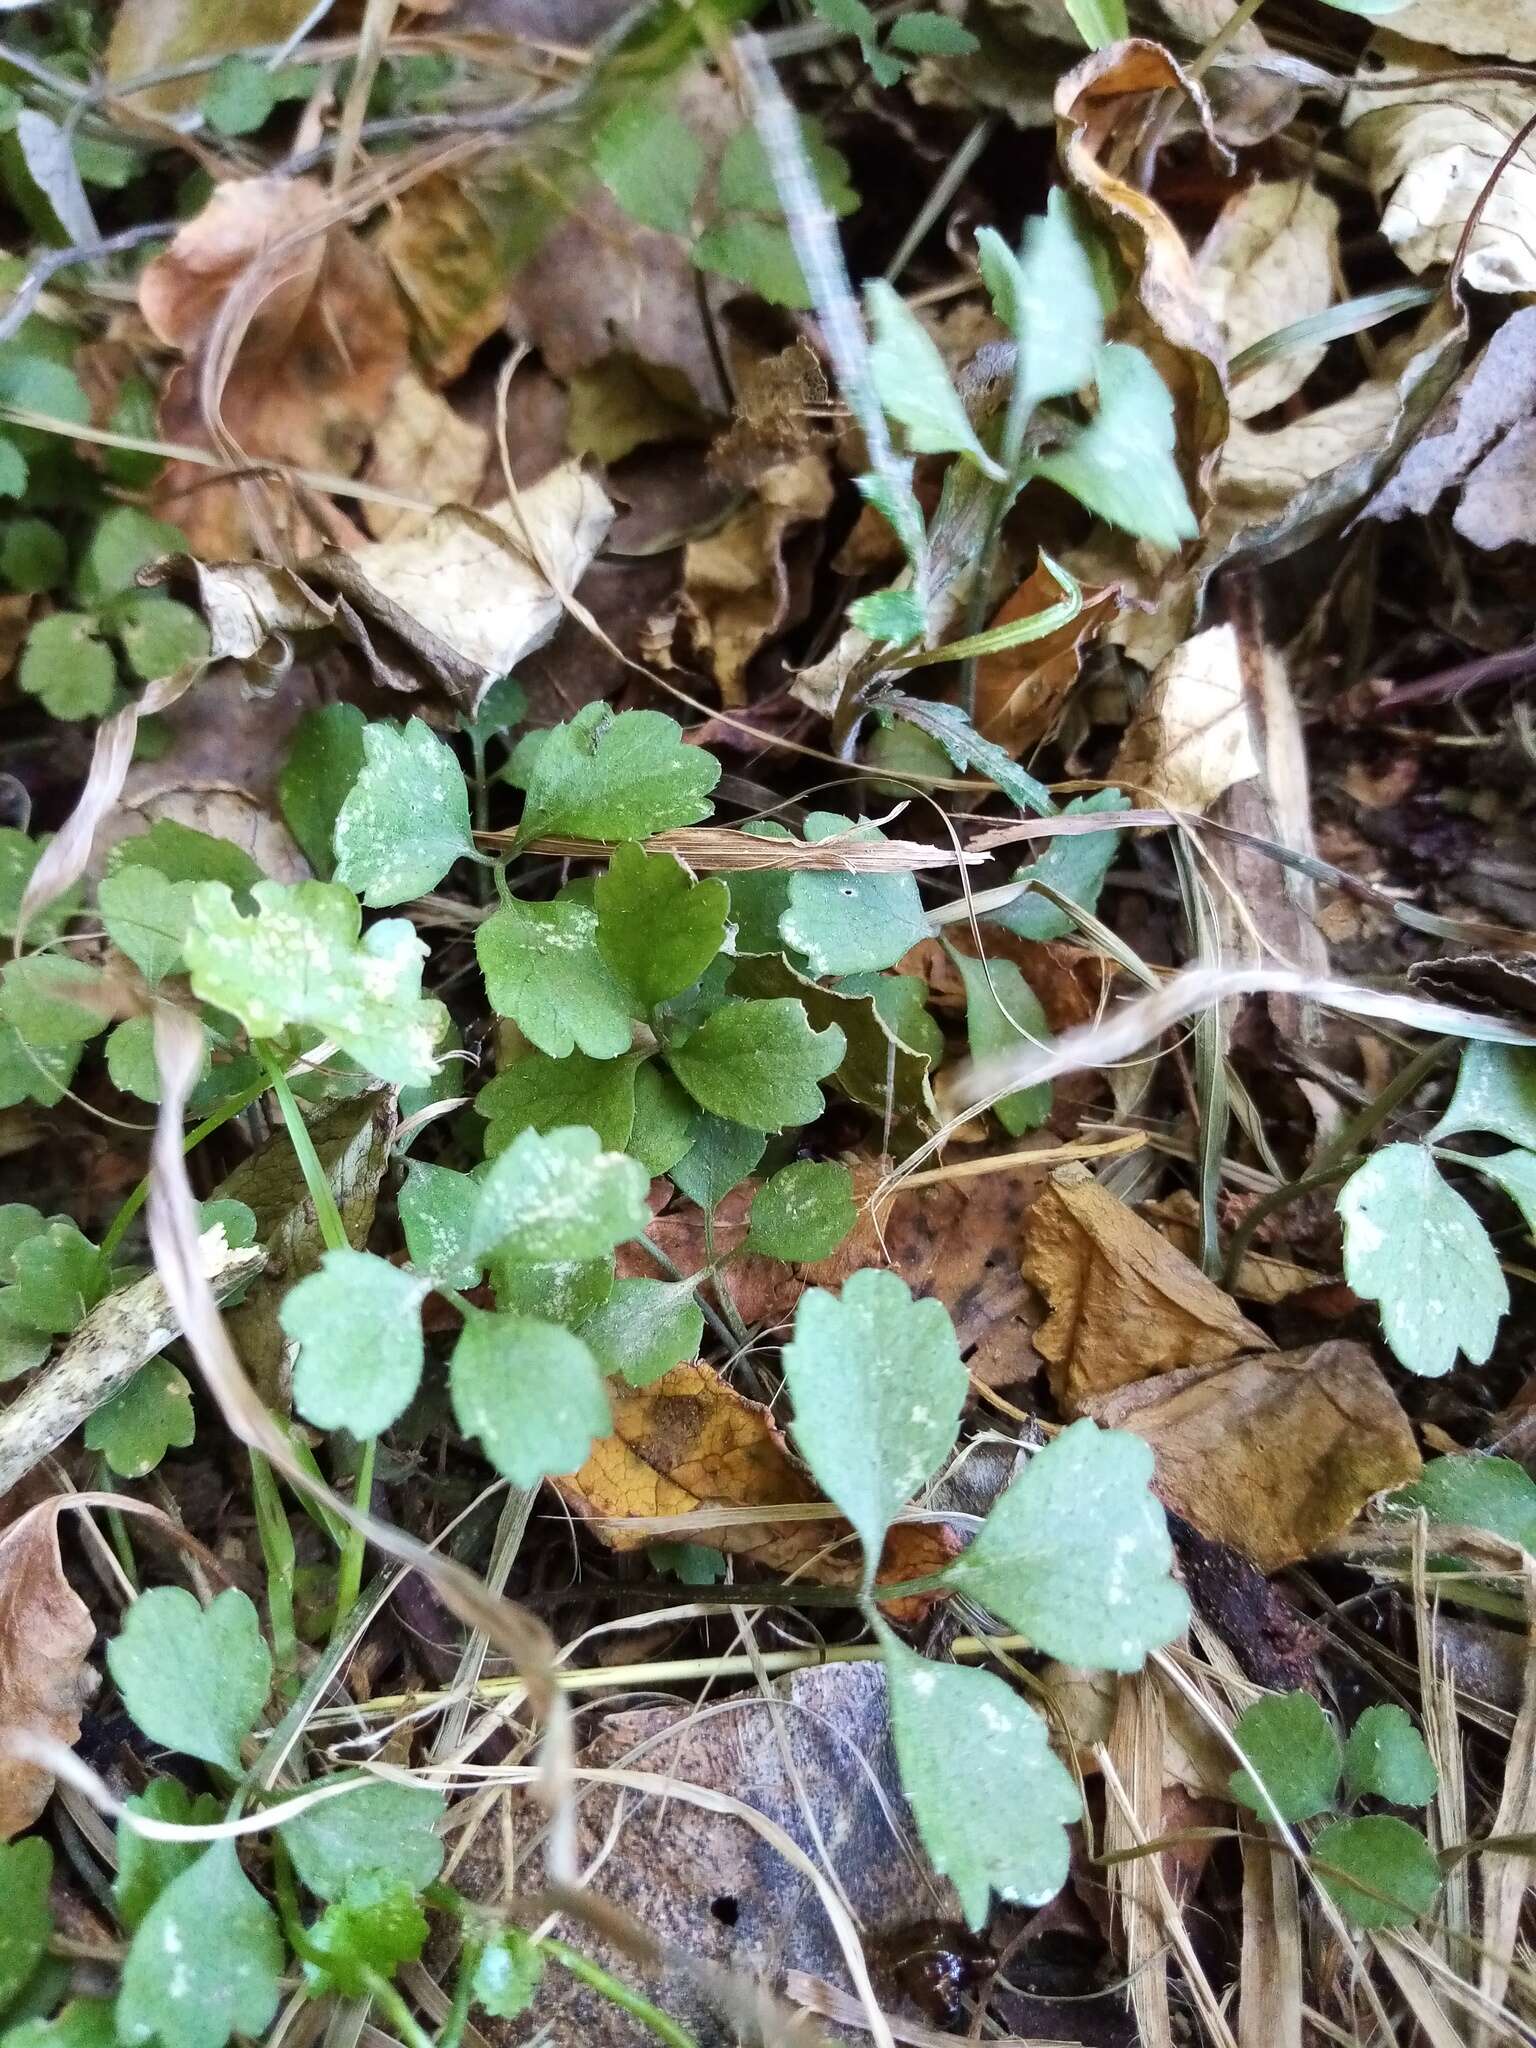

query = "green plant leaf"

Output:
[[849, 587, 925, 643], [0, 1999, 118, 2048], [203, 54, 277, 135], [0, 438, 27, 500], [990, 791, 1129, 940], [0, 517, 66, 593], [783, 1268, 966, 1568], [278, 702, 367, 878], [111, 595, 209, 682], [106, 1586, 271, 1772], [450, 1310, 611, 1483], [747, 1160, 856, 1261], [480, 1050, 639, 1158], [692, 219, 810, 308], [1229, 1691, 1341, 1821], [668, 1111, 765, 1208], [1338, 1144, 1505, 1378], [876, 1624, 1081, 1929], [593, 98, 705, 235], [594, 843, 729, 1009], [1343, 1705, 1438, 1808], [84, 1359, 194, 1478], [18, 613, 115, 720], [113, 1782, 222, 1934], [3, 1220, 105, 1334], [835, 970, 943, 1063], [398, 1162, 482, 1289], [879, 695, 1054, 817], [75, 506, 183, 607], [303, 1875, 428, 1998], [940, 1419, 1188, 1670], [1061, 0, 1127, 48], [953, 953, 1052, 1135], [186, 879, 448, 1088], [0, 1839, 51, 2011], [628, 1060, 699, 1175], [0, 830, 77, 943], [280, 1779, 445, 1901], [1031, 343, 1196, 550], [116, 1840, 282, 2048], [0, 956, 106, 1047], [865, 279, 1002, 477], [106, 1011, 195, 1103], [1431, 1041, 1536, 1150], [0, 1030, 80, 1113], [1468, 1146, 1536, 1236], [1389, 1453, 1536, 1553], [0, 1205, 47, 1282], [473, 1928, 544, 2019], [714, 117, 856, 218], [108, 818, 260, 894], [470, 1125, 649, 1264], [780, 813, 930, 974], [282, 1249, 428, 1436], [477, 891, 637, 1058], [332, 719, 475, 907], [976, 190, 1102, 412], [489, 1253, 613, 1325], [98, 867, 196, 985], [726, 821, 794, 954], [887, 11, 979, 53], [579, 1276, 703, 1385], [510, 704, 719, 846], [1311, 1816, 1441, 1929], [666, 998, 844, 1132], [0, 1296, 47, 1382]]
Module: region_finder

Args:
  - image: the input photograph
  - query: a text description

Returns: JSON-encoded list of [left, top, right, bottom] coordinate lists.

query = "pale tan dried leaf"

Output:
[[1021, 1165, 1270, 1414], [680, 453, 833, 705], [1142, 1194, 1323, 1306], [0, 1500, 94, 1839], [553, 1361, 957, 1615], [105, 0, 315, 117], [1087, 1340, 1421, 1572], [1346, 37, 1536, 294], [1385, 0, 1536, 60], [362, 372, 490, 541], [1199, 181, 1339, 421], [1042, 1662, 1231, 1798], [1238, 1818, 1303, 2048], [1112, 623, 1259, 816]]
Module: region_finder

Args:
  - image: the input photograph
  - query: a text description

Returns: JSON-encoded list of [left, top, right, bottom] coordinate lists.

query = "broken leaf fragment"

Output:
[[1111, 622, 1259, 815]]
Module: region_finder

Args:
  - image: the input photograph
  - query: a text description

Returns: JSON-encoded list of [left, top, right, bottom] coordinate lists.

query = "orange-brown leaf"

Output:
[[0, 1500, 94, 1840]]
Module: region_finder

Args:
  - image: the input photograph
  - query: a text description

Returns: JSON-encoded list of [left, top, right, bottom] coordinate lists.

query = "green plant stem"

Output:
[[1189, 0, 1266, 76], [249, 1448, 300, 1689], [539, 1939, 699, 2048], [361, 1969, 438, 2048], [434, 1938, 483, 2048], [96, 1068, 275, 1269], [255, 1043, 372, 1634]]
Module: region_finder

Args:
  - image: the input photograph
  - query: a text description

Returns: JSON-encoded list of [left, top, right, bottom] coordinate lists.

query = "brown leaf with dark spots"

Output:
[[553, 1362, 957, 1616], [0, 1499, 95, 1839], [375, 172, 515, 387], [1022, 1165, 1269, 1413], [1088, 1341, 1421, 1573]]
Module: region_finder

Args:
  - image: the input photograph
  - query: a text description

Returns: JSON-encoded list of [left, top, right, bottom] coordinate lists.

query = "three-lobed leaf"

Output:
[[1343, 1705, 1438, 1808], [476, 892, 636, 1058], [450, 1311, 611, 1484], [780, 813, 931, 974], [1229, 1691, 1341, 1822], [116, 1840, 282, 2048], [783, 1268, 966, 1570], [1311, 1815, 1441, 1929], [282, 1250, 428, 1436], [579, 1277, 704, 1386], [106, 1587, 271, 1773], [333, 719, 474, 908], [281, 1779, 445, 1901], [593, 843, 729, 1010], [1389, 1452, 1536, 1554], [510, 705, 719, 846], [666, 998, 844, 1132], [747, 1160, 857, 1262], [85, 1360, 195, 1479], [471, 1125, 649, 1265], [940, 1419, 1188, 1670]]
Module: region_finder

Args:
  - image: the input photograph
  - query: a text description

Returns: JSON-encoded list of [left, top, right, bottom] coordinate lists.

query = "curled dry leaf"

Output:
[[139, 177, 408, 557], [552, 1361, 958, 1614], [975, 559, 1121, 754], [1345, 35, 1536, 295], [361, 372, 490, 541], [680, 453, 834, 705], [1022, 1164, 1270, 1414], [0, 1499, 95, 1839], [1111, 622, 1258, 816], [1055, 41, 1229, 521], [1085, 1340, 1421, 1573], [1198, 180, 1339, 422]]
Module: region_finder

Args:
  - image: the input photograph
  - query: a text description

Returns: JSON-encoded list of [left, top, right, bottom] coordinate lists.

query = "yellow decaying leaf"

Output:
[[1346, 35, 1536, 294], [361, 372, 490, 541], [1086, 1341, 1422, 1572], [0, 1500, 94, 1840], [1198, 181, 1340, 421], [1021, 1166, 1270, 1415], [375, 172, 514, 386], [1111, 622, 1259, 815]]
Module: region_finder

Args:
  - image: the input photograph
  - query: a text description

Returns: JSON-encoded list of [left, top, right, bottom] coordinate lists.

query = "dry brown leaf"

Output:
[[1055, 41, 1229, 521], [361, 372, 490, 541], [553, 1361, 957, 1613], [975, 560, 1120, 753], [105, 0, 315, 117], [1198, 181, 1339, 422], [140, 177, 408, 556], [1142, 1195, 1323, 1307], [1346, 35, 1536, 295], [679, 453, 833, 705], [903, 932, 1108, 1036], [0, 1499, 94, 1839], [1111, 623, 1259, 815], [1042, 1662, 1232, 1798], [1022, 1165, 1270, 1413], [1386, 0, 1536, 57], [1086, 1340, 1421, 1573], [375, 172, 514, 386]]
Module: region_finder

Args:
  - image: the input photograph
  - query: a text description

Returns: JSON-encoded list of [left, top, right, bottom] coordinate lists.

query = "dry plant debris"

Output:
[[1, 1, 1536, 2044]]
